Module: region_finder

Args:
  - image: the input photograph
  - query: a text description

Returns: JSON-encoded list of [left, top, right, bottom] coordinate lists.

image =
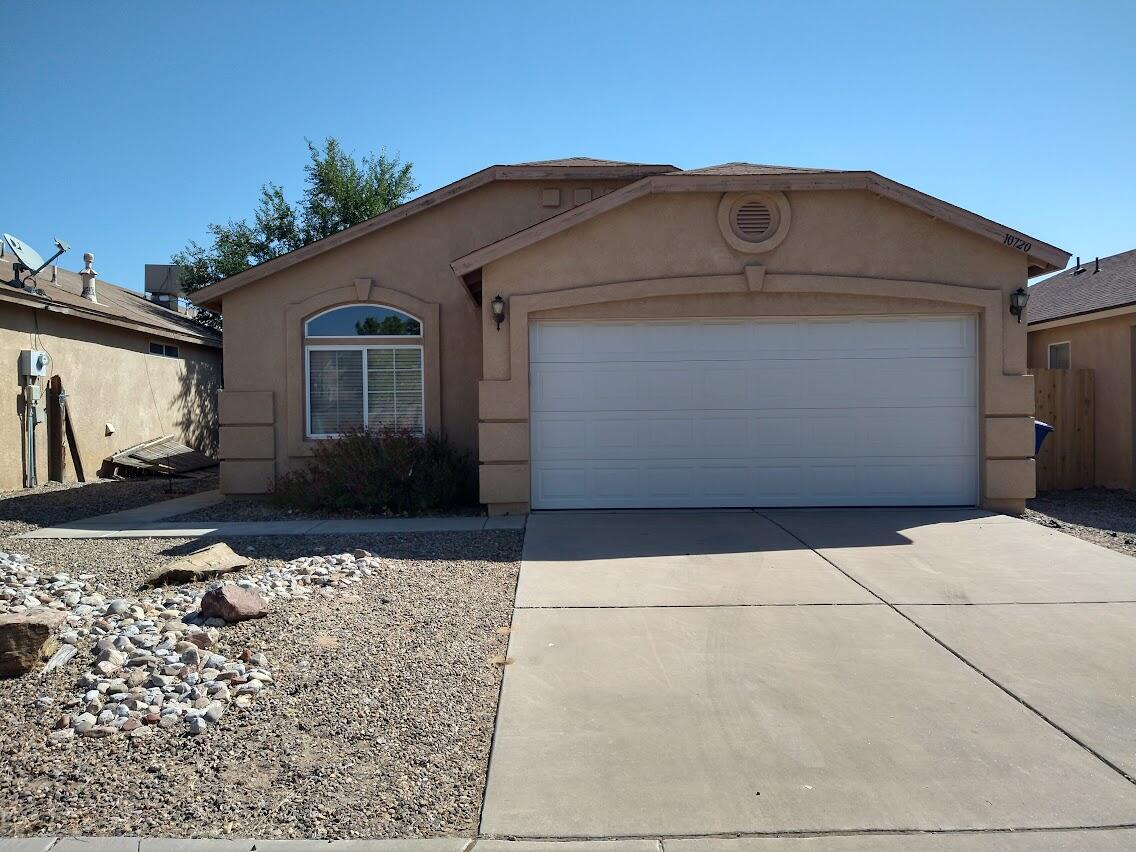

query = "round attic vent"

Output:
[[734, 200, 774, 240], [717, 191, 792, 253]]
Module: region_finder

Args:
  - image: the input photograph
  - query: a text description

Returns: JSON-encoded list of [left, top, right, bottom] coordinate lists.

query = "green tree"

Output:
[[174, 138, 418, 330], [354, 315, 421, 336]]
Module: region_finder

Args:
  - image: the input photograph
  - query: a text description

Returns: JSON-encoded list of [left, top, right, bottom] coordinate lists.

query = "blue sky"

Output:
[[6, 1, 1134, 291]]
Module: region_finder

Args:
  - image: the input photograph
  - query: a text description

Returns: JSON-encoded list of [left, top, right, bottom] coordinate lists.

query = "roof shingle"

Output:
[[1028, 249, 1136, 324]]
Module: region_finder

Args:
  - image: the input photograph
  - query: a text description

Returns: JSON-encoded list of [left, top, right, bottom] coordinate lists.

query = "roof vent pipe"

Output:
[[79, 252, 98, 302], [1094, 256, 1100, 274], [1073, 256, 1085, 275]]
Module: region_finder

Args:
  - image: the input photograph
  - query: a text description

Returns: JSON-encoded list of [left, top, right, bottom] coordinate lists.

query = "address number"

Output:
[[1003, 234, 1033, 252]]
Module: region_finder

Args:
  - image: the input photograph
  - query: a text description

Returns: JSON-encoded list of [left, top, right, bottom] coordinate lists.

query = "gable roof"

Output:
[[451, 166, 1070, 278], [189, 159, 677, 310], [0, 257, 220, 347], [674, 162, 838, 176], [189, 158, 1069, 310], [1027, 249, 1136, 325], [517, 157, 663, 167]]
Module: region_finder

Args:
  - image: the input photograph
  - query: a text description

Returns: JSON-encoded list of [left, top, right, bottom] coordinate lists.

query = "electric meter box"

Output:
[[19, 350, 49, 378]]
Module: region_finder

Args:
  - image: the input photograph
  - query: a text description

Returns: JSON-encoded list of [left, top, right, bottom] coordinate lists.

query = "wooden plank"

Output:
[[1031, 367, 1094, 491], [60, 389, 85, 483], [47, 376, 64, 482]]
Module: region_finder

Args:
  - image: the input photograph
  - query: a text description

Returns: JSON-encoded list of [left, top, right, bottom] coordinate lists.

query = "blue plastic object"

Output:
[[1034, 420, 1054, 455]]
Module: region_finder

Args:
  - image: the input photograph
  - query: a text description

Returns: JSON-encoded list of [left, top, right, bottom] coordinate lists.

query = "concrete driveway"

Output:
[[481, 509, 1136, 846]]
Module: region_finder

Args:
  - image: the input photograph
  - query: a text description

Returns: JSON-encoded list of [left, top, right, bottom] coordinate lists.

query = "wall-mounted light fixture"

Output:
[[491, 294, 506, 331], [1009, 287, 1029, 323]]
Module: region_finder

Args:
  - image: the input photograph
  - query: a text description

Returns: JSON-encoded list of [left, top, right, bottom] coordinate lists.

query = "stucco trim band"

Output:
[[218, 391, 274, 426]]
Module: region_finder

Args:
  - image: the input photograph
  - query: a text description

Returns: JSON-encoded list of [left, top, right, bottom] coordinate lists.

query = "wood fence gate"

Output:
[[1031, 367, 1094, 491]]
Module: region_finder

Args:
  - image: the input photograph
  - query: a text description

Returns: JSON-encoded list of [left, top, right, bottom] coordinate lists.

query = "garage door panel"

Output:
[[533, 407, 976, 462], [531, 458, 977, 508], [529, 317, 977, 508]]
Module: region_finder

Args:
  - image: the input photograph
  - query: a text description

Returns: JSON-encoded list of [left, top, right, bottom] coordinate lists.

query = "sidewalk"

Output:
[[6, 829, 1136, 849], [16, 490, 526, 539]]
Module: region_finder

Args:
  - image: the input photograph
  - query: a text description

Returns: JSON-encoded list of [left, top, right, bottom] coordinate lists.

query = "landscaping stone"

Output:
[[199, 585, 268, 622], [147, 542, 249, 586], [0, 609, 66, 677]]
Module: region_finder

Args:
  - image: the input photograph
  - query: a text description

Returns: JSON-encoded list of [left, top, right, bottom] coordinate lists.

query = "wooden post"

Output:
[[47, 376, 65, 482]]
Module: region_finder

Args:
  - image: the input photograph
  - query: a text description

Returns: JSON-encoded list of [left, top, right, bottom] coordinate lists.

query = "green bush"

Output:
[[273, 428, 477, 515]]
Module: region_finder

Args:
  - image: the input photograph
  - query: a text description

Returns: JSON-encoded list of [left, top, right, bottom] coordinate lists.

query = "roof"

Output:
[[0, 257, 221, 347], [451, 168, 1070, 278], [189, 159, 677, 310], [189, 158, 1070, 310], [516, 157, 664, 167], [674, 162, 838, 176], [1028, 249, 1136, 325]]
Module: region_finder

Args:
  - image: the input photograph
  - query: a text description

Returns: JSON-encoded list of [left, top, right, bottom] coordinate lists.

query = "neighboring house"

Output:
[[1027, 249, 1136, 489], [2, 254, 222, 491], [190, 157, 1068, 515]]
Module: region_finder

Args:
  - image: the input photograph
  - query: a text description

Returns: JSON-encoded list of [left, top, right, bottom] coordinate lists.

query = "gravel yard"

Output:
[[0, 530, 521, 840], [0, 475, 217, 537], [1025, 488, 1136, 558], [170, 498, 483, 524]]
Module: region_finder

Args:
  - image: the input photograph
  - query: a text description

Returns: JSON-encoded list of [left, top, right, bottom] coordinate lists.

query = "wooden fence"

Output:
[[1031, 367, 1094, 491]]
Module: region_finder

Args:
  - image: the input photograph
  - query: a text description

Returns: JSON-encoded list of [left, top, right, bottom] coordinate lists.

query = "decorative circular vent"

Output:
[[735, 201, 774, 239], [717, 191, 792, 253]]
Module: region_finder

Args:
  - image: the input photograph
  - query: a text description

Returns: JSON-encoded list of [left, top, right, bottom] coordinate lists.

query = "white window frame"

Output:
[[304, 303, 422, 338], [1047, 341, 1072, 369], [304, 343, 425, 439]]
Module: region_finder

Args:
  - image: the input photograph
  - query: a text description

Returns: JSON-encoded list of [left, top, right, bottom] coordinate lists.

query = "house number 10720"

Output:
[[1003, 234, 1033, 252]]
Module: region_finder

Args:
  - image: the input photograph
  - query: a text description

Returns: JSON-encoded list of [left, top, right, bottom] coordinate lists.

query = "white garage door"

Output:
[[529, 316, 978, 509]]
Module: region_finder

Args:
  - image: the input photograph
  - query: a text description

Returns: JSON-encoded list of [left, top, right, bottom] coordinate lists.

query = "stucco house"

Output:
[[190, 158, 1068, 515], [2, 253, 221, 491], [1027, 249, 1136, 489]]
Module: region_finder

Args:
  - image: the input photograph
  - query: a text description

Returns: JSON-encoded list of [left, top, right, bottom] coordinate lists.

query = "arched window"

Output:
[[305, 304, 421, 337], [304, 304, 424, 438]]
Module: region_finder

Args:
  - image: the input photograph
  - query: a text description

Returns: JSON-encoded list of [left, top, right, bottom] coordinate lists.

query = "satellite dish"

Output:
[[3, 233, 70, 285], [3, 234, 46, 271]]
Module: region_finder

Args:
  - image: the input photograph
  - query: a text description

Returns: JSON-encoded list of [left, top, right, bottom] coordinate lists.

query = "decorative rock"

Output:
[[0, 609, 66, 676], [186, 715, 207, 735], [147, 543, 250, 586], [199, 586, 268, 623], [48, 728, 75, 743]]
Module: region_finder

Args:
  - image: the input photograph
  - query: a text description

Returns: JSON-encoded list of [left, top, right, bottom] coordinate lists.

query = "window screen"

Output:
[[307, 347, 423, 437], [308, 350, 365, 435], [1048, 342, 1071, 369], [367, 348, 424, 433]]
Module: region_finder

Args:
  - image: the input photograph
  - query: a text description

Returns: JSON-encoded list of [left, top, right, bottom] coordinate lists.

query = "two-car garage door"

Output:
[[529, 316, 978, 509]]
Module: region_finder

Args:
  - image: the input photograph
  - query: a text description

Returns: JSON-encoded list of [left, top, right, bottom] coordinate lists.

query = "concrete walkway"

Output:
[[17, 490, 526, 538], [481, 508, 1136, 842], [8, 830, 1136, 849]]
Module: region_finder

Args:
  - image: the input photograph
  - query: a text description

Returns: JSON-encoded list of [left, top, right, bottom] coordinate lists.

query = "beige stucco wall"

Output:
[[478, 189, 1035, 514], [1028, 314, 1136, 488], [216, 178, 632, 494], [1, 305, 222, 491]]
